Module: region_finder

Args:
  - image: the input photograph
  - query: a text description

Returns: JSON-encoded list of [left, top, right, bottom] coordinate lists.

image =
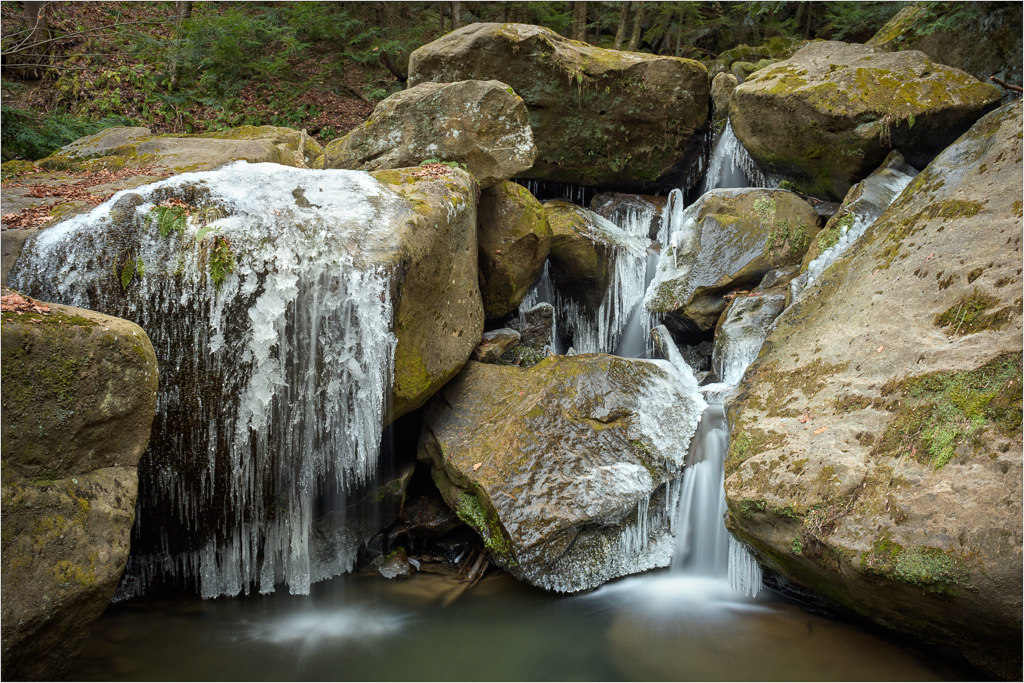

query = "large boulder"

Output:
[[868, 2, 1023, 101], [7, 162, 482, 599], [320, 80, 536, 189], [477, 180, 551, 318], [418, 354, 706, 592], [408, 23, 710, 191], [1, 291, 158, 680], [38, 124, 323, 174], [730, 41, 1001, 200], [644, 188, 820, 331], [723, 101, 1023, 679]]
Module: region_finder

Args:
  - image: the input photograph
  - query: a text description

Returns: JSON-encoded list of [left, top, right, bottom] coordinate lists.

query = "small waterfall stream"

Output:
[[58, 131, 966, 683]]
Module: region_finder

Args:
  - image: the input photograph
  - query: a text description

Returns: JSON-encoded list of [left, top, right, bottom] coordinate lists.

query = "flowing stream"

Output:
[[53, 129, 969, 681]]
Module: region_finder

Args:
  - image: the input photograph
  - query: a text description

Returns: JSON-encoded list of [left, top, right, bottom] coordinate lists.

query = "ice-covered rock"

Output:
[[8, 162, 482, 598], [419, 354, 707, 593]]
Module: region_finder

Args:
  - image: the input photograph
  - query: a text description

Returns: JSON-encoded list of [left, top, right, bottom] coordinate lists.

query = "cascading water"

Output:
[[9, 162, 410, 598], [521, 208, 649, 354], [791, 160, 917, 302]]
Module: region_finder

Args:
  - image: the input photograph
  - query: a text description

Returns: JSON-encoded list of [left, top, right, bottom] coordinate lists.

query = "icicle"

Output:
[[11, 163, 403, 599], [728, 535, 763, 597]]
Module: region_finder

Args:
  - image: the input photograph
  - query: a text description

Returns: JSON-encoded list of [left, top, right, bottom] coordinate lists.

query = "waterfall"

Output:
[[9, 163, 407, 598], [700, 122, 776, 193], [521, 209, 649, 354], [792, 163, 917, 301]]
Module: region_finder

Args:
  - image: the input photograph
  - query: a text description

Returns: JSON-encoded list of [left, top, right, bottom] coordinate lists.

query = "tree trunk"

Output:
[[438, 2, 445, 33], [9, 1, 51, 80], [613, 3, 630, 50], [627, 1, 645, 51], [571, 1, 587, 42], [168, 1, 193, 91], [450, 1, 461, 29]]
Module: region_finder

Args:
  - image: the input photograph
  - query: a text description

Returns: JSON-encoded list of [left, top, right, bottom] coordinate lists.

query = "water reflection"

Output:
[[72, 571, 967, 682]]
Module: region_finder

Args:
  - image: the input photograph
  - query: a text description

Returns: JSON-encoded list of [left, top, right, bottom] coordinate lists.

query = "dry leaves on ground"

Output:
[[1, 292, 51, 314]]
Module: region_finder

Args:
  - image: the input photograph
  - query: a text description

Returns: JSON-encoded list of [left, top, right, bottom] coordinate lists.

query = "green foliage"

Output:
[[823, 2, 905, 42], [205, 235, 236, 288], [0, 105, 137, 162]]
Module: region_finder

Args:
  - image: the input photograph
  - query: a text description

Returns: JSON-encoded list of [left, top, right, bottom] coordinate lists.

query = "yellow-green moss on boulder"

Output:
[[371, 168, 485, 421], [418, 354, 705, 592], [730, 41, 1001, 200], [409, 23, 709, 191], [321, 80, 536, 189], [1, 291, 158, 680], [477, 181, 551, 318], [723, 101, 1023, 679], [644, 188, 820, 331]]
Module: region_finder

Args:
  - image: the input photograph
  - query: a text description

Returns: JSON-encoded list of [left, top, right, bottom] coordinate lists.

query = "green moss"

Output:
[[934, 289, 1014, 336], [790, 537, 803, 556], [819, 212, 854, 252], [875, 199, 985, 270], [861, 533, 971, 597], [875, 352, 1022, 468], [455, 490, 515, 563]]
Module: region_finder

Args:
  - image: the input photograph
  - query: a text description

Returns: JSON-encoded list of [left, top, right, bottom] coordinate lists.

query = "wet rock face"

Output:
[[645, 188, 820, 331], [1, 295, 158, 681], [477, 180, 551, 318], [408, 23, 709, 191], [723, 101, 1023, 679], [730, 41, 1001, 200], [321, 80, 537, 189], [419, 354, 706, 593]]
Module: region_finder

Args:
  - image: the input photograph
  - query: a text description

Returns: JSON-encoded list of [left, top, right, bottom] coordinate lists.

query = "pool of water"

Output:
[[70, 569, 969, 681]]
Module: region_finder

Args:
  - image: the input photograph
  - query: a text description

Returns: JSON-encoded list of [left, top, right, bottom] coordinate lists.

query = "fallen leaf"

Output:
[[876, 345, 884, 353], [798, 412, 810, 424], [925, 253, 934, 261], [910, 446, 917, 459], [472, 462, 482, 472], [814, 426, 828, 435], [1, 292, 51, 314]]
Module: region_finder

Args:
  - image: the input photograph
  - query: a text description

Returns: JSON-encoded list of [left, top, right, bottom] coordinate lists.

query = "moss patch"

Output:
[[934, 289, 1015, 336], [875, 352, 1023, 468], [861, 533, 972, 597]]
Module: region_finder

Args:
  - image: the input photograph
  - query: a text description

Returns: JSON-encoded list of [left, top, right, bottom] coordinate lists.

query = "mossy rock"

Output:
[[418, 354, 706, 592], [868, 2, 1023, 102], [1, 291, 157, 680], [543, 200, 625, 310], [730, 41, 1001, 200], [723, 101, 1023, 680], [478, 181, 551, 318], [408, 23, 710, 191], [644, 188, 820, 331], [322, 80, 536, 189], [371, 167, 485, 421], [38, 124, 321, 173]]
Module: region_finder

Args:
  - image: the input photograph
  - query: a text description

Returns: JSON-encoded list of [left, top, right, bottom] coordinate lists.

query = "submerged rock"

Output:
[[0, 293, 158, 680], [7, 162, 481, 599], [419, 354, 706, 593], [320, 80, 536, 189], [408, 23, 709, 190], [724, 101, 1023, 679], [477, 180, 552, 318], [644, 188, 820, 331], [730, 41, 1001, 200]]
